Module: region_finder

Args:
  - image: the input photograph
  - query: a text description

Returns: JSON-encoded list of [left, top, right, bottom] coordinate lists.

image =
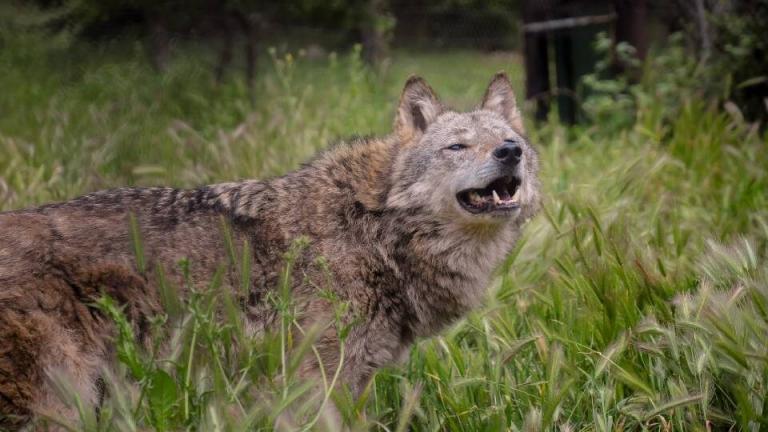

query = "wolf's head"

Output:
[[385, 73, 540, 228]]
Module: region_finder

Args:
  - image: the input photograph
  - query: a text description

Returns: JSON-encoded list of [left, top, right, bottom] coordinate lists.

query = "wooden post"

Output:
[[613, 0, 648, 65], [522, 1, 551, 122]]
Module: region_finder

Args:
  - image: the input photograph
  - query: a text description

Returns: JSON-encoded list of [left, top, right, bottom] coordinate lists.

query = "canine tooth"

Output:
[[492, 189, 501, 205], [469, 191, 481, 203]]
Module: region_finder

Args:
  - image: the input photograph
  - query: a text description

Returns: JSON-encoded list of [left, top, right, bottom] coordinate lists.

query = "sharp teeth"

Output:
[[492, 189, 501, 205], [510, 188, 520, 202], [469, 191, 482, 203]]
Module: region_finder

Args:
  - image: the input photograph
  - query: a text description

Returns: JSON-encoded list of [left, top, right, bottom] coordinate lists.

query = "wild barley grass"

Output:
[[1, 26, 767, 431]]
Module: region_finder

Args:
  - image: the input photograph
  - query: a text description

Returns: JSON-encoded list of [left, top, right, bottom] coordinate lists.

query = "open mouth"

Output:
[[457, 176, 521, 215]]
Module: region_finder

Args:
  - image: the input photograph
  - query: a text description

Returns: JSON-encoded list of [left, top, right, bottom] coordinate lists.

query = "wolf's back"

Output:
[[0, 186, 260, 429]]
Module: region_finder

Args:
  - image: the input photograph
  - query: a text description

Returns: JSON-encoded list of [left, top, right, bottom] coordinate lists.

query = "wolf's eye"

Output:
[[446, 143, 467, 151]]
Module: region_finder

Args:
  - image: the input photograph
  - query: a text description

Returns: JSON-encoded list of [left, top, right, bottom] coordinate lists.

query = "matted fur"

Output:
[[0, 73, 540, 429]]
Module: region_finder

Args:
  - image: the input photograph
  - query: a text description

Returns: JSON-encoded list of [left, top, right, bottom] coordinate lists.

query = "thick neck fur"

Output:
[[212, 136, 519, 337]]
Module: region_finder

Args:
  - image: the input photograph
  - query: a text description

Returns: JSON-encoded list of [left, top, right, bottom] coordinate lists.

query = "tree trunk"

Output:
[[361, 0, 391, 67], [214, 14, 235, 84], [147, 14, 170, 73], [237, 13, 260, 105]]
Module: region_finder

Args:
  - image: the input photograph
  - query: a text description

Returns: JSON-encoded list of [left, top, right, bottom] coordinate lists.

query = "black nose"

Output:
[[493, 141, 523, 166]]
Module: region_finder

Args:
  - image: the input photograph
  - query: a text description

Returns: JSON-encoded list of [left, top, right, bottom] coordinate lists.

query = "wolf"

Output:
[[0, 73, 540, 429]]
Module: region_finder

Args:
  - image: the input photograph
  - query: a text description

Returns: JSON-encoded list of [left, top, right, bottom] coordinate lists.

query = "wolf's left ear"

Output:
[[395, 76, 443, 142], [481, 72, 524, 133]]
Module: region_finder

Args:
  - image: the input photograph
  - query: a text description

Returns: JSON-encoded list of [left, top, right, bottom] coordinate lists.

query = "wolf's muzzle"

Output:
[[493, 140, 522, 167]]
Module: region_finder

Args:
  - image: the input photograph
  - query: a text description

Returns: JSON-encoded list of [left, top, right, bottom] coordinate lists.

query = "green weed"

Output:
[[1, 23, 767, 431]]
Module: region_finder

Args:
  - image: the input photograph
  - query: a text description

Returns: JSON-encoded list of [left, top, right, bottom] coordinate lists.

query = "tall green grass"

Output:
[[1, 21, 767, 431]]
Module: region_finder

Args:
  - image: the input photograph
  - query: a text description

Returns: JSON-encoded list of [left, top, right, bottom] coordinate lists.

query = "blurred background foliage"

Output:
[[3, 0, 766, 125]]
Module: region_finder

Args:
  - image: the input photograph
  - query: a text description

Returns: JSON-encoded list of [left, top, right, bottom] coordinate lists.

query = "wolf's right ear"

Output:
[[395, 76, 443, 142], [481, 72, 524, 133]]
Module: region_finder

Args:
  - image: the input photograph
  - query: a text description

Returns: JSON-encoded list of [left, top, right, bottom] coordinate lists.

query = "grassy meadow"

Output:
[[2, 25, 768, 432]]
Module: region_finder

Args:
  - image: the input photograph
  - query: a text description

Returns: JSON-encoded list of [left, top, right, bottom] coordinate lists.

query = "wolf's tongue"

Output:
[[500, 187, 511, 200]]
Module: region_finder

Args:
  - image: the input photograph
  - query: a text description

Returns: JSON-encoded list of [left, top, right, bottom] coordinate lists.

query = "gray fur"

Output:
[[0, 73, 540, 429]]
